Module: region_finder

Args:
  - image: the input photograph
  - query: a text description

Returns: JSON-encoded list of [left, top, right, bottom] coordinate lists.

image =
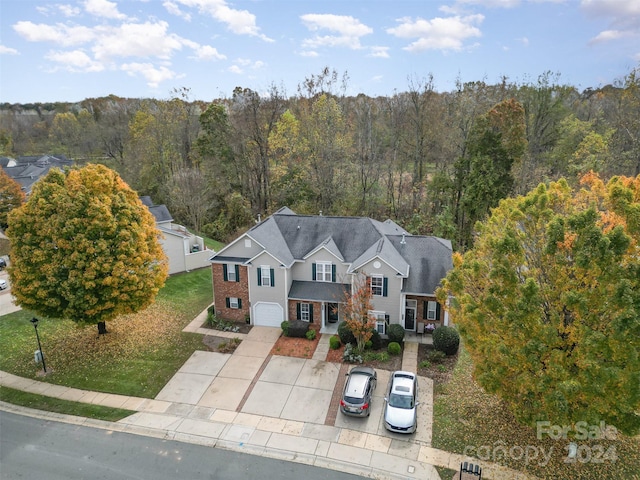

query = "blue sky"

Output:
[[1, 0, 638, 103]]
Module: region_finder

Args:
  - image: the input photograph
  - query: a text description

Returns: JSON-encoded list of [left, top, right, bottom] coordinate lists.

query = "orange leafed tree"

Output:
[[343, 274, 375, 352], [0, 169, 25, 229]]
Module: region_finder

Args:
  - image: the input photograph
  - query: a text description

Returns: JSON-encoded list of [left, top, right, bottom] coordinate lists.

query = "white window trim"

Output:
[[227, 264, 236, 282], [260, 265, 271, 287], [316, 261, 332, 282], [371, 275, 383, 296], [300, 303, 310, 321], [427, 301, 437, 320], [229, 297, 239, 309], [370, 310, 386, 334]]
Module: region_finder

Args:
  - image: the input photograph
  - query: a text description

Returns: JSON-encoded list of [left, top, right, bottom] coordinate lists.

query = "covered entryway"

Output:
[[253, 302, 284, 327]]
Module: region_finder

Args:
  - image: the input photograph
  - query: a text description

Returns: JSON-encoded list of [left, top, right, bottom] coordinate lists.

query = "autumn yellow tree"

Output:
[[438, 172, 640, 435], [0, 169, 25, 229], [7, 164, 168, 335]]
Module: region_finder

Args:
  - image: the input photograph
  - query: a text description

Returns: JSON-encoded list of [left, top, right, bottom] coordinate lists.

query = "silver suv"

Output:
[[384, 371, 419, 433], [340, 366, 377, 417]]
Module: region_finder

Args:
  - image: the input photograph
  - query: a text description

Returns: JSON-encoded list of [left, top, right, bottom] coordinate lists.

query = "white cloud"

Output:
[[191, 44, 225, 60], [518, 36, 529, 46], [84, 0, 127, 20], [387, 15, 484, 52], [369, 46, 390, 58], [92, 21, 184, 61], [228, 64, 243, 74], [0, 45, 19, 55], [174, 0, 273, 41], [582, 0, 640, 44], [456, 0, 521, 7], [59, 4, 81, 17], [301, 14, 372, 50], [163, 1, 192, 21], [46, 49, 104, 72], [299, 50, 318, 57], [13, 21, 96, 46], [121, 62, 177, 87]]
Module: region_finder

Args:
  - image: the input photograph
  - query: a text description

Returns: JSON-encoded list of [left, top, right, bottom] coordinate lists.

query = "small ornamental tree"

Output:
[[7, 164, 168, 335], [437, 173, 640, 435], [342, 275, 375, 353], [0, 169, 25, 229]]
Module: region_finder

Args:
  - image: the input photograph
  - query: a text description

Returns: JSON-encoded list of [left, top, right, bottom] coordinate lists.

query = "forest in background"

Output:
[[1, 66, 639, 251]]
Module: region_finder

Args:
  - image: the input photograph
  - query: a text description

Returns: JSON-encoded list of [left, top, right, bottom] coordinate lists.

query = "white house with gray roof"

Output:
[[210, 207, 453, 335]]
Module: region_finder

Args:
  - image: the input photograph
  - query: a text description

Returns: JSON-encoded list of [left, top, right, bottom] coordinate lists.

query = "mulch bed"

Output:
[[325, 340, 403, 372], [416, 343, 458, 385], [269, 324, 321, 359]]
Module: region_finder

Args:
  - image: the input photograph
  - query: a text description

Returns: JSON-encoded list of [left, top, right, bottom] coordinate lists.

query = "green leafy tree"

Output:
[[342, 275, 375, 353], [438, 173, 640, 435], [0, 169, 25, 229], [7, 164, 168, 335]]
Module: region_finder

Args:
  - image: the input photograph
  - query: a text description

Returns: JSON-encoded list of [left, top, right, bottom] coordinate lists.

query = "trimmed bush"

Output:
[[288, 320, 310, 338], [426, 349, 447, 363], [369, 329, 382, 350], [387, 323, 405, 344], [337, 321, 356, 345], [329, 335, 341, 350], [280, 320, 290, 337], [433, 326, 460, 355], [306, 328, 317, 340], [419, 360, 432, 369], [388, 342, 401, 355]]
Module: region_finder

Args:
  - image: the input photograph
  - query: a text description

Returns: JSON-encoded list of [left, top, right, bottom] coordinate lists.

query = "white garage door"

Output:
[[253, 302, 284, 327]]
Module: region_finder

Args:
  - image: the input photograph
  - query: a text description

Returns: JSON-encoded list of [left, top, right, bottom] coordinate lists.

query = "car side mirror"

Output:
[[384, 397, 388, 402]]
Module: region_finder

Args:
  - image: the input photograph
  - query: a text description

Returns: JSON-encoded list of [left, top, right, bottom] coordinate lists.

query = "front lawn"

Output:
[[432, 346, 640, 480], [0, 268, 213, 398]]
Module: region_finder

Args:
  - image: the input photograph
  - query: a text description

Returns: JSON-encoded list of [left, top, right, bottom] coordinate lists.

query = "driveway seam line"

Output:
[[236, 354, 271, 412]]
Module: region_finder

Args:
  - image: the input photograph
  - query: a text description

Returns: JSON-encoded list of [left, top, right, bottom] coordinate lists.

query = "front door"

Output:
[[327, 303, 339, 323], [405, 299, 416, 330]]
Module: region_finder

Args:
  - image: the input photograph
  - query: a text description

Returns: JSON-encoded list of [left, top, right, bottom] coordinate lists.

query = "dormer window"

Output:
[[314, 261, 333, 282]]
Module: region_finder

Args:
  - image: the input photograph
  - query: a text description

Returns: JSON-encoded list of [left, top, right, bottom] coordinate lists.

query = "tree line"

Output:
[[1, 66, 639, 250]]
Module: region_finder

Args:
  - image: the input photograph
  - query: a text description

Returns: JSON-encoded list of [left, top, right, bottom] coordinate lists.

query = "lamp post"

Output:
[[30, 317, 47, 374]]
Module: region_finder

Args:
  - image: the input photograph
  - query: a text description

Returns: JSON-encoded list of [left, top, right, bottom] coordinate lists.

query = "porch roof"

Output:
[[288, 280, 350, 303]]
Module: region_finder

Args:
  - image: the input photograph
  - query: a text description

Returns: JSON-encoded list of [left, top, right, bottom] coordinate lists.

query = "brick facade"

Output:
[[288, 300, 322, 324], [212, 264, 249, 322], [406, 295, 442, 327]]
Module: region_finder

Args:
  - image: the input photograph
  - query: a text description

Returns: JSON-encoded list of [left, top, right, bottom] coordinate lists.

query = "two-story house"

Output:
[[209, 207, 453, 334]]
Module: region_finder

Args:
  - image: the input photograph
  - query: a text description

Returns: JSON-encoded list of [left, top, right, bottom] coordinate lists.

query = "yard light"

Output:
[[30, 317, 47, 374]]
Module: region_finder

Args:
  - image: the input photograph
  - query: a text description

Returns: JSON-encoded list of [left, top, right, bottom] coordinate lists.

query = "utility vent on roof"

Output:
[[401, 233, 406, 245]]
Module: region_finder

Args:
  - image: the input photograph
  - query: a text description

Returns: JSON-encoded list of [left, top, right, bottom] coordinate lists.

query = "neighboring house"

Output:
[[1, 155, 73, 195], [139, 196, 212, 275], [210, 207, 453, 334]]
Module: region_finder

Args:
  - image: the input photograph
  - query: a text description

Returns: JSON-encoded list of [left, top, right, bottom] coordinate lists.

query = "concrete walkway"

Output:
[[0, 308, 534, 480]]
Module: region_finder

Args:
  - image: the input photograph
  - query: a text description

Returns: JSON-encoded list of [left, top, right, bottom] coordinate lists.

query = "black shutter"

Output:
[[309, 304, 314, 323], [383, 277, 388, 297], [296, 303, 301, 320], [270, 268, 275, 287], [225, 297, 230, 308], [235, 265, 240, 282], [238, 298, 242, 309], [331, 264, 336, 282], [436, 302, 441, 321], [223, 264, 228, 281], [312, 263, 316, 280], [423, 301, 428, 319], [257, 268, 262, 286]]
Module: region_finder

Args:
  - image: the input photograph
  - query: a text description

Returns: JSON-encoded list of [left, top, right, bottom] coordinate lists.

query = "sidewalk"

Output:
[[0, 309, 534, 480]]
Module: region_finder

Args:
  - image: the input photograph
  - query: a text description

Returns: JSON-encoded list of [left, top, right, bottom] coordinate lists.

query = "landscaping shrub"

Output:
[[288, 320, 309, 338], [387, 324, 405, 343], [419, 360, 432, 369], [387, 342, 401, 355], [208, 315, 240, 332], [280, 320, 290, 337], [432, 326, 460, 355], [337, 321, 356, 345], [329, 335, 341, 350], [218, 337, 242, 353], [207, 304, 215, 317], [426, 350, 447, 364], [365, 340, 373, 350], [343, 343, 363, 364], [363, 350, 390, 363], [305, 329, 317, 341], [369, 329, 382, 350]]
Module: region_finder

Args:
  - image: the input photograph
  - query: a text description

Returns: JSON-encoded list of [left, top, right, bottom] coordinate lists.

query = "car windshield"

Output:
[[388, 392, 413, 409]]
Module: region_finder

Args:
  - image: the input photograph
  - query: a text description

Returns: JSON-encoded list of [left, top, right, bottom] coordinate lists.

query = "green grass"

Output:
[[434, 466, 457, 479], [203, 237, 225, 252], [0, 267, 214, 398], [0, 386, 135, 421]]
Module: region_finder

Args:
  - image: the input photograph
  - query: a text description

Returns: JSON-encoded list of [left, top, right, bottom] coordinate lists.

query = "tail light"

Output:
[[362, 402, 369, 410], [340, 400, 345, 407]]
